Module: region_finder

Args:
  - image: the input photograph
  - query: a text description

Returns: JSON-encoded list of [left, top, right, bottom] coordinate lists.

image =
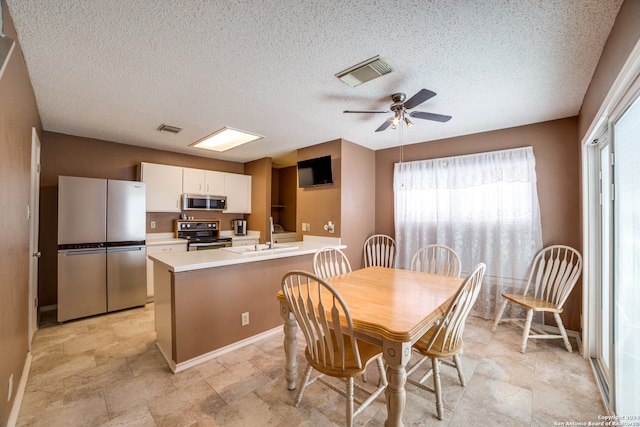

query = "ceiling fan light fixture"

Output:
[[404, 117, 413, 127], [335, 55, 393, 87], [392, 112, 401, 127], [190, 127, 263, 152]]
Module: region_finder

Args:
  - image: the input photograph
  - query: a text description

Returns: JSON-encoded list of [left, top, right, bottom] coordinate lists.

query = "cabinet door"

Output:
[[146, 243, 188, 298], [225, 173, 252, 213], [205, 170, 225, 196], [140, 163, 183, 212], [183, 168, 206, 194], [183, 168, 225, 196]]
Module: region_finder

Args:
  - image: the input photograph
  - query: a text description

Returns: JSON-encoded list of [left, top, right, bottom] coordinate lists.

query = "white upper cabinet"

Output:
[[206, 171, 226, 196], [140, 162, 183, 212], [224, 173, 252, 214], [183, 169, 225, 196], [141, 163, 251, 213], [182, 168, 205, 194]]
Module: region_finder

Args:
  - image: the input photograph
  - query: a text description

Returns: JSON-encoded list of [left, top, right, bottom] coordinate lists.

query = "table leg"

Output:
[[280, 302, 298, 390], [383, 340, 412, 427]]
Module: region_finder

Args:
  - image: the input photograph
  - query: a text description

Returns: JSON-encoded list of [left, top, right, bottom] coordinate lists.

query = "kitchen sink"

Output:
[[221, 243, 299, 255]]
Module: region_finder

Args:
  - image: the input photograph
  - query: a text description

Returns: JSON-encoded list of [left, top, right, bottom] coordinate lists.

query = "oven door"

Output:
[[188, 241, 232, 251]]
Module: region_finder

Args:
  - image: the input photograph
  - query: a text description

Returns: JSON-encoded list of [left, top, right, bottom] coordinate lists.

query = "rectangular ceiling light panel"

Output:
[[336, 55, 393, 87], [191, 127, 263, 152]]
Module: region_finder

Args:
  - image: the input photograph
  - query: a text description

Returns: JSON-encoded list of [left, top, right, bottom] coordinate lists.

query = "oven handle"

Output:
[[189, 242, 231, 249]]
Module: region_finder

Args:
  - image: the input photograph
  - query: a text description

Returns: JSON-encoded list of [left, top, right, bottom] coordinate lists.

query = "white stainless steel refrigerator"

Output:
[[57, 176, 147, 322]]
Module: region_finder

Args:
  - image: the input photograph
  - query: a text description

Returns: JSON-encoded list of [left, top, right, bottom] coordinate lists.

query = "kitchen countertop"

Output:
[[146, 233, 188, 246], [149, 235, 343, 273]]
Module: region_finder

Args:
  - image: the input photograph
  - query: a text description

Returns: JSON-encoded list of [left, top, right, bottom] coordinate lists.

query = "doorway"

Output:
[[28, 128, 41, 349], [586, 75, 640, 416]]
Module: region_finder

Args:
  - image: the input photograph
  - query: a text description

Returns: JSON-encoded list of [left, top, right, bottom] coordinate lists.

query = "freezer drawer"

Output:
[[58, 249, 107, 322], [107, 246, 147, 312]]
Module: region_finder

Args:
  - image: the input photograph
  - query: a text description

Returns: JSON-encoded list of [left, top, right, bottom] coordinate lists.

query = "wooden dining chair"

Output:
[[313, 246, 352, 279], [492, 245, 583, 353], [410, 244, 462, 277], [363, 234, 397, 268], [312, 247, 375, 381], [406, 263, 486, 420], [281, 271, 387, 427]]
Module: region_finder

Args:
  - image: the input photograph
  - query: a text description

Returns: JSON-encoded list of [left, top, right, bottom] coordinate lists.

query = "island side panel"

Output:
[[172, 254, 313, 364], [153, 261, 175, 363]]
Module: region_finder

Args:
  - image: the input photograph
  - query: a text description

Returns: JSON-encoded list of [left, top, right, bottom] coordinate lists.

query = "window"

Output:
[[394, 146, 543, 319]]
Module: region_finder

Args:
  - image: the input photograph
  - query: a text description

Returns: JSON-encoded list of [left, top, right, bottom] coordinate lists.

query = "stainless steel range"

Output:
[[175, 219, 233, 251]]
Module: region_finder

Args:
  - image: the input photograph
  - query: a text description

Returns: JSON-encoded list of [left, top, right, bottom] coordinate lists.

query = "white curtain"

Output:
[[394, 146, 543, 319]]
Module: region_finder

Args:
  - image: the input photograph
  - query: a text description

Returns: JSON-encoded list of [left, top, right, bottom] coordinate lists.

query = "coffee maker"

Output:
[[232, 219, 247, 236]]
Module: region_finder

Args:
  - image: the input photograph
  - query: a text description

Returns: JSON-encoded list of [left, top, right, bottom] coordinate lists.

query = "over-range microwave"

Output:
[[182, 194, 227, 211]]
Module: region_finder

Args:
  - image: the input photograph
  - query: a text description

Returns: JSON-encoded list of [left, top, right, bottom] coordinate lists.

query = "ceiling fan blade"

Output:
[[375, 118, 394, 132], [403, 89, 437, 110], [409, 111, 452, 122], [343, 110, 390, 114]]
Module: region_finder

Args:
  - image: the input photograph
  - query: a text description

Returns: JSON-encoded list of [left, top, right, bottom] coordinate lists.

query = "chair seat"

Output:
[[501, 293, 563, 313], [413, 323, 463, 359], [307, 332, 383, 378]]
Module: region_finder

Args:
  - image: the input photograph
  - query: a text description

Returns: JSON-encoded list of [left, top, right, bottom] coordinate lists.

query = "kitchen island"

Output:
[[149, 236, 344, 372]]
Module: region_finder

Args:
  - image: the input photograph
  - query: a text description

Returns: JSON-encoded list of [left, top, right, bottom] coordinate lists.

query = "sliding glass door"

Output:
[[597, 138, 611, 391], [611, 92, 640, 416]]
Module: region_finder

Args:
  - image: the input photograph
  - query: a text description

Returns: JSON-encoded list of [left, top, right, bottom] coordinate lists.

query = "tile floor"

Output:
[[16, 304, 606, 426]]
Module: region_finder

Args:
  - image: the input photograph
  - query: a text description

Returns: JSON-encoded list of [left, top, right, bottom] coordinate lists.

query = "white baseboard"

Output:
[[6, 352, 32, 427], [158, 326, 283, 373]]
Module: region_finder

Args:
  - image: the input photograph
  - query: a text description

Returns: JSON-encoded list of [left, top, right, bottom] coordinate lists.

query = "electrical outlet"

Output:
[[7, 374, 13, 402], [150, 221, 156, 229], [241, 312, 249, 326]]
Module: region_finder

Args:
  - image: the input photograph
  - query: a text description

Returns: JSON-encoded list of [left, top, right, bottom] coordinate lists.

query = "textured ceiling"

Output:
[[7, 0, 623, 166]]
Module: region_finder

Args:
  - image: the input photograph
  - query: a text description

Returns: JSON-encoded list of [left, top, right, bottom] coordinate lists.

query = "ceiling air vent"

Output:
[[157, 123, 182, 134], [336, 56, 393, 87]]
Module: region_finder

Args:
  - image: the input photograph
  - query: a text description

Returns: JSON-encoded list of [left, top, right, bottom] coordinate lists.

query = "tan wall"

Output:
[[340, 140, 376, 269], [579, 0, 640, 140], [296, 140, 342, 239], [172, 254, 313, 363], [0, 3, 42, 423], [375, 118, 583, 331], [39, 132, 246, 306]]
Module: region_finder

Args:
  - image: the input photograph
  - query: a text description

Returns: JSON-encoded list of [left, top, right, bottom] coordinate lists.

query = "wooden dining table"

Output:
[[276, 266, 464, 427]]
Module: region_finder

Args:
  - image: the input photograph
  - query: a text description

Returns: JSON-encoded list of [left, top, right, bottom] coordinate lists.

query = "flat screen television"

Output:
[[297, 155, 333, 188]]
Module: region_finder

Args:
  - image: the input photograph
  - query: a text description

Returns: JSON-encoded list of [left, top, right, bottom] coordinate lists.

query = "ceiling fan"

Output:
[[343, 88, 452, 132]]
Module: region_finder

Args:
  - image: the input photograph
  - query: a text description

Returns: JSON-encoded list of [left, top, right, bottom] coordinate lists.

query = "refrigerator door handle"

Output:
[[62, 249, 106, 256], [107, 246, 144, 253]]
